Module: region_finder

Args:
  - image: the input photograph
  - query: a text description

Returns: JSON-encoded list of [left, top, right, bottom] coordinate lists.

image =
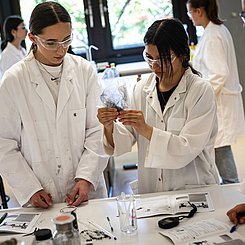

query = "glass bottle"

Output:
[[52, 214, 80, 245]]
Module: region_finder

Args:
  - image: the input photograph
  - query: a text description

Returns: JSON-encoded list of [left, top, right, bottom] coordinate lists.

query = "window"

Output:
[[107, 0, 173, 50], [19, 0, 195, 64]]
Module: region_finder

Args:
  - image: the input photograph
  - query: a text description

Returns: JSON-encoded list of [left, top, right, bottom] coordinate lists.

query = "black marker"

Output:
[[0, 213, 8, 224]]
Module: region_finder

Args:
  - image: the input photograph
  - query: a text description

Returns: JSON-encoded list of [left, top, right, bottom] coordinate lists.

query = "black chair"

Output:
[[0, 176, 8, 209]]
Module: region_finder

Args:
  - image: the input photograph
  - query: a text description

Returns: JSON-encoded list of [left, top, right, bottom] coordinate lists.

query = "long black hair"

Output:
[[29, 1, 71, 51], [144, 18, 200, 79], [187, 0, 223, 25], [1, 15, 24, 51]]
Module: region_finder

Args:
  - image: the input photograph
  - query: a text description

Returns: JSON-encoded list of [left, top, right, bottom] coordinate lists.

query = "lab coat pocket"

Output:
[[167, 118, 186, 134], [70, 108, 86, 147]]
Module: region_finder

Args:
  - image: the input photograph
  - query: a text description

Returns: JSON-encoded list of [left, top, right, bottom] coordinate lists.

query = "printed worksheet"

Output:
[[159, 219, 245, 245], [136, 192, 214, 218], [0, 212, 41, 234]]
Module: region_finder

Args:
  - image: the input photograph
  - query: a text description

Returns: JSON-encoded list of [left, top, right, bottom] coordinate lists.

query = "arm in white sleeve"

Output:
[[146, 81, 217, 169]]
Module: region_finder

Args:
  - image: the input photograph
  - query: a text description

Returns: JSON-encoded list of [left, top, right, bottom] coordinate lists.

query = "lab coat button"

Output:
[[73, 113, 77, 117], [161, 120, 164, 123], [150, 96, 153, 99], [158, 178, 161, 181]]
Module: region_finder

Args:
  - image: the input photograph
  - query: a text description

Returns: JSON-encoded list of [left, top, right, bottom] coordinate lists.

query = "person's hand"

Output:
[[97, 108, 118, 131], [227, 203, 245, 224], [30, 190, 53, 208], [118, 110, 153, 140], [65, 179, 91, 206]]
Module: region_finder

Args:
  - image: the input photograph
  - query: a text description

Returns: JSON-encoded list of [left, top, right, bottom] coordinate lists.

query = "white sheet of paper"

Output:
[[136, 192, 214, 218], [159, 218, 245, 245]]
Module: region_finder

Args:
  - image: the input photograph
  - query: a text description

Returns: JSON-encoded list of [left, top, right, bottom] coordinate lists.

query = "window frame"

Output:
[[0, 0, 197, 64]]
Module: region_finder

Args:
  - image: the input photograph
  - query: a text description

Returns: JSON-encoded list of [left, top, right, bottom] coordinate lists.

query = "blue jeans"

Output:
[[215, 145, 239, 184]]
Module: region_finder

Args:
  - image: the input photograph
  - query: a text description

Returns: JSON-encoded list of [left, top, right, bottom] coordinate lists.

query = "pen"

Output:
[[0, 213, 8, 225], [106, 216, 114, 232], [87, 219, 117, 240], [230, 224, 237, 233], [230, 211, 245, 233]]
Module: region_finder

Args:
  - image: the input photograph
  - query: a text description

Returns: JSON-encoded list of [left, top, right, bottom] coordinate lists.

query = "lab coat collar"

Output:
[[143, 73, 163, 119], [5, 42, 25, 57], [25, 51, 74, 118], [143, 68, 192, 117], [56, 56, 74, 120]]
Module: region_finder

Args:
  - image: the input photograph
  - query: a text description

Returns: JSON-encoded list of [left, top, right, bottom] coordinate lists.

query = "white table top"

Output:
[[1, 184, 245, 244], [116, 62, 151, 76]]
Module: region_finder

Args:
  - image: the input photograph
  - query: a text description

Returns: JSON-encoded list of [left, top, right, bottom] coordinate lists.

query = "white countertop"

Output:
[[1, 184, 245, 244], [116, 61, 151, 76]]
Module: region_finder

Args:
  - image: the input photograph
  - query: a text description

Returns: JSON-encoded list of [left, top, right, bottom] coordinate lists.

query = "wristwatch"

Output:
[[240, 11, 245, 23]]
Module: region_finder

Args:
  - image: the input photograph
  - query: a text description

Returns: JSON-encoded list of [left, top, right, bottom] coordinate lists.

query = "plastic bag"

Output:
[[100, 83, 128, 111]]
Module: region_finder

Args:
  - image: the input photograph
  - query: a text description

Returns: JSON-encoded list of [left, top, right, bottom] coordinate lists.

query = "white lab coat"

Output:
[[192, 22, 245, 147], [0, 42, 26, 79], [104, 68, 219, 194], [0, 52, 108, 206]]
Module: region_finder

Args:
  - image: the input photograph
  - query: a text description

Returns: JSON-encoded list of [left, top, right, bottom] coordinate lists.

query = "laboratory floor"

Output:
[[2, 135, 245, 208]]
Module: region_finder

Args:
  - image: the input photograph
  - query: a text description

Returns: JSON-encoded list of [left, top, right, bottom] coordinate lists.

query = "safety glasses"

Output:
[[143, 50, 176, 67], [35, 34, 73, 50]]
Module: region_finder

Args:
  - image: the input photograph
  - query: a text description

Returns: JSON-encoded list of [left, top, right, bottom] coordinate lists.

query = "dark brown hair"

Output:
[[29, 1, 71, 51], [187, 0, 223, 25], [144, 18, 200, 78], [1, 15, 24, 51]]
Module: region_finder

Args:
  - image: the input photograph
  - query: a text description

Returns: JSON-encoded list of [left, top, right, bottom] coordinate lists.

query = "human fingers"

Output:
[[239, 216, 245, 224], [226, 204, 245, 224], [31, 191, 52, 208], [97, 108, 118, 124], [118, 110, 144, 124], [67, 188, 88, 206], [227, 210, 238, 224], [71, 191, 88, 206], [67, 180, 90, 206]]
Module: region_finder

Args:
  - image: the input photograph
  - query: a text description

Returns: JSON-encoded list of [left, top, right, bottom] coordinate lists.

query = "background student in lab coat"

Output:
[[0, 15, 27, 79], [0, 1, 108, 208], [241, 0, 245, 27], [187, 0, 245, 184], [97, 18, 219, 194]]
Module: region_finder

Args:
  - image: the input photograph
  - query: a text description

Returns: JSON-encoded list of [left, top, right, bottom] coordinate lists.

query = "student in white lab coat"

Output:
[[187, 0, 245, 184], [0, 2, 108, 208], [0, 15, 27, 79], [241, 0, 245, 27], [97, 18, 219, 194]]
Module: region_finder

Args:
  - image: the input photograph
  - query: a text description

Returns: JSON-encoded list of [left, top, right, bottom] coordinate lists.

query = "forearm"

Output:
[[104, 125, 114, 148], [139, 124, 153, 141]]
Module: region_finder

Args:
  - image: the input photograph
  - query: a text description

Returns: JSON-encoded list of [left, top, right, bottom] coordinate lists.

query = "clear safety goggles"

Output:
[[35, 34, 73, 50], [143, 50, 176, 67]]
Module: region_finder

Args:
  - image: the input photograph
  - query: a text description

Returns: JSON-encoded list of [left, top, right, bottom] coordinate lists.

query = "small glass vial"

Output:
[[34, 228, 53, 245], [52, 214, 80, 245]]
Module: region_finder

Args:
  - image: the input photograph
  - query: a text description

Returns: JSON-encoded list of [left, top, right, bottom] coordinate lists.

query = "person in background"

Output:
[[97, 18, 219, 195], [226, 0, 245, 225], [241, 0, 245, 27], [0, 15, 27, 79], [0, 1, 108, 208], [227, 204, 245, 224], [187, 0, 245, 184]]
